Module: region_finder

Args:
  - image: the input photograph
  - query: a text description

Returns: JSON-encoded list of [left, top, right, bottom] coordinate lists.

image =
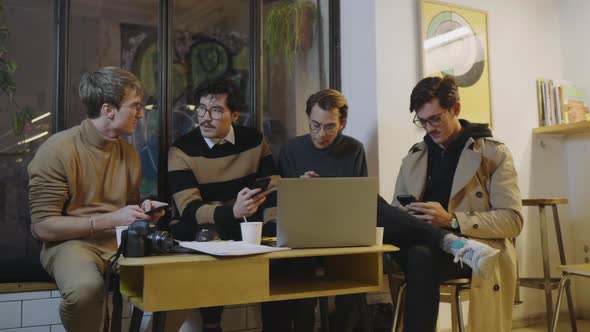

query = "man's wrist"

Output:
[[92, 213, 114, 232], [88, 216, 95, 236], [450, 213, 460, 229]]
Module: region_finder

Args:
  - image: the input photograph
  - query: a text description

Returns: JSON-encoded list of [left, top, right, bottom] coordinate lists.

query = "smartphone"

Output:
[[396, 194, 419, 206], [144, 205, 172, 216], [252, 176, 272, 191]]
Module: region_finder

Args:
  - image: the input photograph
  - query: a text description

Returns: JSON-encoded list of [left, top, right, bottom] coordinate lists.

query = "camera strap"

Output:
[[103, 243, 125, 332]]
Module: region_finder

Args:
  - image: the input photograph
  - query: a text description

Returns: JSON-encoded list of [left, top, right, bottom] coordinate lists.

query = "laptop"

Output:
[[276, 177, 378, 248]]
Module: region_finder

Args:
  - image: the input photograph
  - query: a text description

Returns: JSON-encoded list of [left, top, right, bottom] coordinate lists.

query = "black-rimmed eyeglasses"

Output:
[[413, 112, 446, 128], [197, 106, 225, 120], [309, 121, 338, 135]]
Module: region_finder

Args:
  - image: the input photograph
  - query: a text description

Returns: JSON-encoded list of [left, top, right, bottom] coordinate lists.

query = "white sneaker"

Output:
[[452, 239, 500, 279]]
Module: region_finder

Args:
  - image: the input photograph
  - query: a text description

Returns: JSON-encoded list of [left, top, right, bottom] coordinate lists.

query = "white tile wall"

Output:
[[49, 325, 65, 332], [0, 285, 394, 331], [0, 301, 22, 329], [1, 327, 49, 332], [21, 298, 62, 327], [0, 292, 51, 302]]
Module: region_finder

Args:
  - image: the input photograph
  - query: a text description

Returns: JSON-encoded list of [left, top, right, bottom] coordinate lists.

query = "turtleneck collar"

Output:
[[308, 132, 345, 152], [81, 119, 118, 149]]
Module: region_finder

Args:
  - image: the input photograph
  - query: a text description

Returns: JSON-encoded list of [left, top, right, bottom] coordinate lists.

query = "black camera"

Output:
[[123, 220, 174, 257]]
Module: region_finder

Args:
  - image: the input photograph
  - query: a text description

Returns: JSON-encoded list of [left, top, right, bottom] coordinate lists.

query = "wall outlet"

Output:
[[582, 241, 590, 263]]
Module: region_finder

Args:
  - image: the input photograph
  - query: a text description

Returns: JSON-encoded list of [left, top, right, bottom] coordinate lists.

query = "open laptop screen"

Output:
[[276, 177, 377, 248]]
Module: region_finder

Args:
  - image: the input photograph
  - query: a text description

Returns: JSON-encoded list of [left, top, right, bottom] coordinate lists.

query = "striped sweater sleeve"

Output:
[[168, 146, 215, 226], [256, 139, 279, 224]]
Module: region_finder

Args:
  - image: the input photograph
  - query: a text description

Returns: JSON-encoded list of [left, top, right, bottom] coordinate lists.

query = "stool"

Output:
[[551, 264, 590, 332], [521, 198, 576, 332], [389, 273, 471, 332], [384, 253, 471, 332]]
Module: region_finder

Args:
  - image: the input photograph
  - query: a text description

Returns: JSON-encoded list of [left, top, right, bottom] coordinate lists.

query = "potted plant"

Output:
[[264, 0, 316, 67], [0, 1, 33, 137]]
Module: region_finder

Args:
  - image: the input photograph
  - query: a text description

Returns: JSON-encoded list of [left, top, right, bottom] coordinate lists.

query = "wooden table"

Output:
[[119, 244, 398, 331]]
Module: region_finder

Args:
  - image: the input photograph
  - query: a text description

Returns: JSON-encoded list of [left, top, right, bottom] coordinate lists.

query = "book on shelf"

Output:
[[536, 78, 588, 126], [561, 85, 589, 123], [537, 78, 545, 127]]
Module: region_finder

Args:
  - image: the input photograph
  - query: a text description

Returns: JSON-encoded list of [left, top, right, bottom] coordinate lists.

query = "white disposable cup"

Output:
[[116, 226, 128, 247], [241, 222, 263, 245], [376, 227, 384, 246]]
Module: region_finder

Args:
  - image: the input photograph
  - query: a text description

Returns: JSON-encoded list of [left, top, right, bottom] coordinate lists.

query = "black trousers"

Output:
[[200, 306, 223, 326], [376, 196, 471, 332], [261, 295, 369, 332], [397, 245, 471, 332], [376, 196, 448, 250], [261, 258, 318, 332], [261, 298, 317, 332]]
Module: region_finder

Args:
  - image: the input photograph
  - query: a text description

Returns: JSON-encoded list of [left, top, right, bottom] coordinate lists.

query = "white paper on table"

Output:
[[177, 240, 291, 256]]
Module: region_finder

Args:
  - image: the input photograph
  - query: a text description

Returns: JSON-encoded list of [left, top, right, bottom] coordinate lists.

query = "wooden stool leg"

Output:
[[390, 281, 405, 332], [552, 205, 578, 332], [551, 273, 574, 332], [450, 285, 459, 332], [455, 287, 465, 332], [539, 205, 554, 332]]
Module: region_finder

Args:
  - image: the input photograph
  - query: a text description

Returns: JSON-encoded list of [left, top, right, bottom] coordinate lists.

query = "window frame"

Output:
[[53, 0, 341, 200]]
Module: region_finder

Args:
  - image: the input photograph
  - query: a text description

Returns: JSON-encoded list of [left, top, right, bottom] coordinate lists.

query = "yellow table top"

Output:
[[119, 244, 398, 266]]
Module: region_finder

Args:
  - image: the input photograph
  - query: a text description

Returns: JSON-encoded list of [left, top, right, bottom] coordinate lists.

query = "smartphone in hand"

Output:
[[144, 204, 172, 216], [251, 176, 272, 192], [396, 194, 419, 206]]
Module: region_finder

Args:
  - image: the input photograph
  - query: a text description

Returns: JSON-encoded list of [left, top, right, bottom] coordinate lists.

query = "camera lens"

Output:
[[148, 230, 174, 253], [196, 228, 220, 242]]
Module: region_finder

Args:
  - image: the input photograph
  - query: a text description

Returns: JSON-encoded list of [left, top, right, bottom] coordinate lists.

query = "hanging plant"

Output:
[[0, 1, 33, 136], [264, 0, 316, 68]]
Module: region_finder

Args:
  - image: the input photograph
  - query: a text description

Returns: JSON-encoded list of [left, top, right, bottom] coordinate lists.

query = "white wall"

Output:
[[560, 0, 590, 316], [342, 0, 589, 326], [340, 0, 380, 178]]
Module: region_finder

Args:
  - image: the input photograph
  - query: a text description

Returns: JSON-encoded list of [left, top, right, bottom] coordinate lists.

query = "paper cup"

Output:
[[376, 227, 384, 246], [240, 222, 262, 245], [116, 226, 128, 247]]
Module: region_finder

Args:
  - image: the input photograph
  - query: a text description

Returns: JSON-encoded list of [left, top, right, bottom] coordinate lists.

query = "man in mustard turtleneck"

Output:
[[28, 67, 165, 331]]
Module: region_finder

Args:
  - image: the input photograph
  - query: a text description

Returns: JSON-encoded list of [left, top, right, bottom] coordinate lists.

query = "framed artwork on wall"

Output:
[[420, 0, 492, 126]]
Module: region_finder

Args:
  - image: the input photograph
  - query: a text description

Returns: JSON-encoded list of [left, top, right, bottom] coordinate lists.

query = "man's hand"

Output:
[[407, 201, 452, 227], [141, 199, 168, 223], [109, 205, 150, 227], [233, 188, 267, 219], [300, 171, 320, 178]]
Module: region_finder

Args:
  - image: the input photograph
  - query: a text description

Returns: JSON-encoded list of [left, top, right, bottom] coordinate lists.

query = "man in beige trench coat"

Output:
[[392, 75, 523, 332]]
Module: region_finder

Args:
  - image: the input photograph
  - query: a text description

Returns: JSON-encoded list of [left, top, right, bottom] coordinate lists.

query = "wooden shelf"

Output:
[[533, 121, 590, 135], [522, 198, 568, 206], [269, 278, 380, 301], [0, 282, 57, 293]]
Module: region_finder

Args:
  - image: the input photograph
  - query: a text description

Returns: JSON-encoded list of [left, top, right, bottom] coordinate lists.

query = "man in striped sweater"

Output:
[[167, 77, 277, 332]]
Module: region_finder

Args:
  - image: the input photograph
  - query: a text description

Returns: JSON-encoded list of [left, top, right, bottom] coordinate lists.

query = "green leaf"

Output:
[[11, 111, 27, 136], [6, 61, 16, 73], [23, 105, 34, 119]]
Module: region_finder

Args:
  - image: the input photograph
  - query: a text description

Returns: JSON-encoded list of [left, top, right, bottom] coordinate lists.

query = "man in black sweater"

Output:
[[277, 89, 501, 332]]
